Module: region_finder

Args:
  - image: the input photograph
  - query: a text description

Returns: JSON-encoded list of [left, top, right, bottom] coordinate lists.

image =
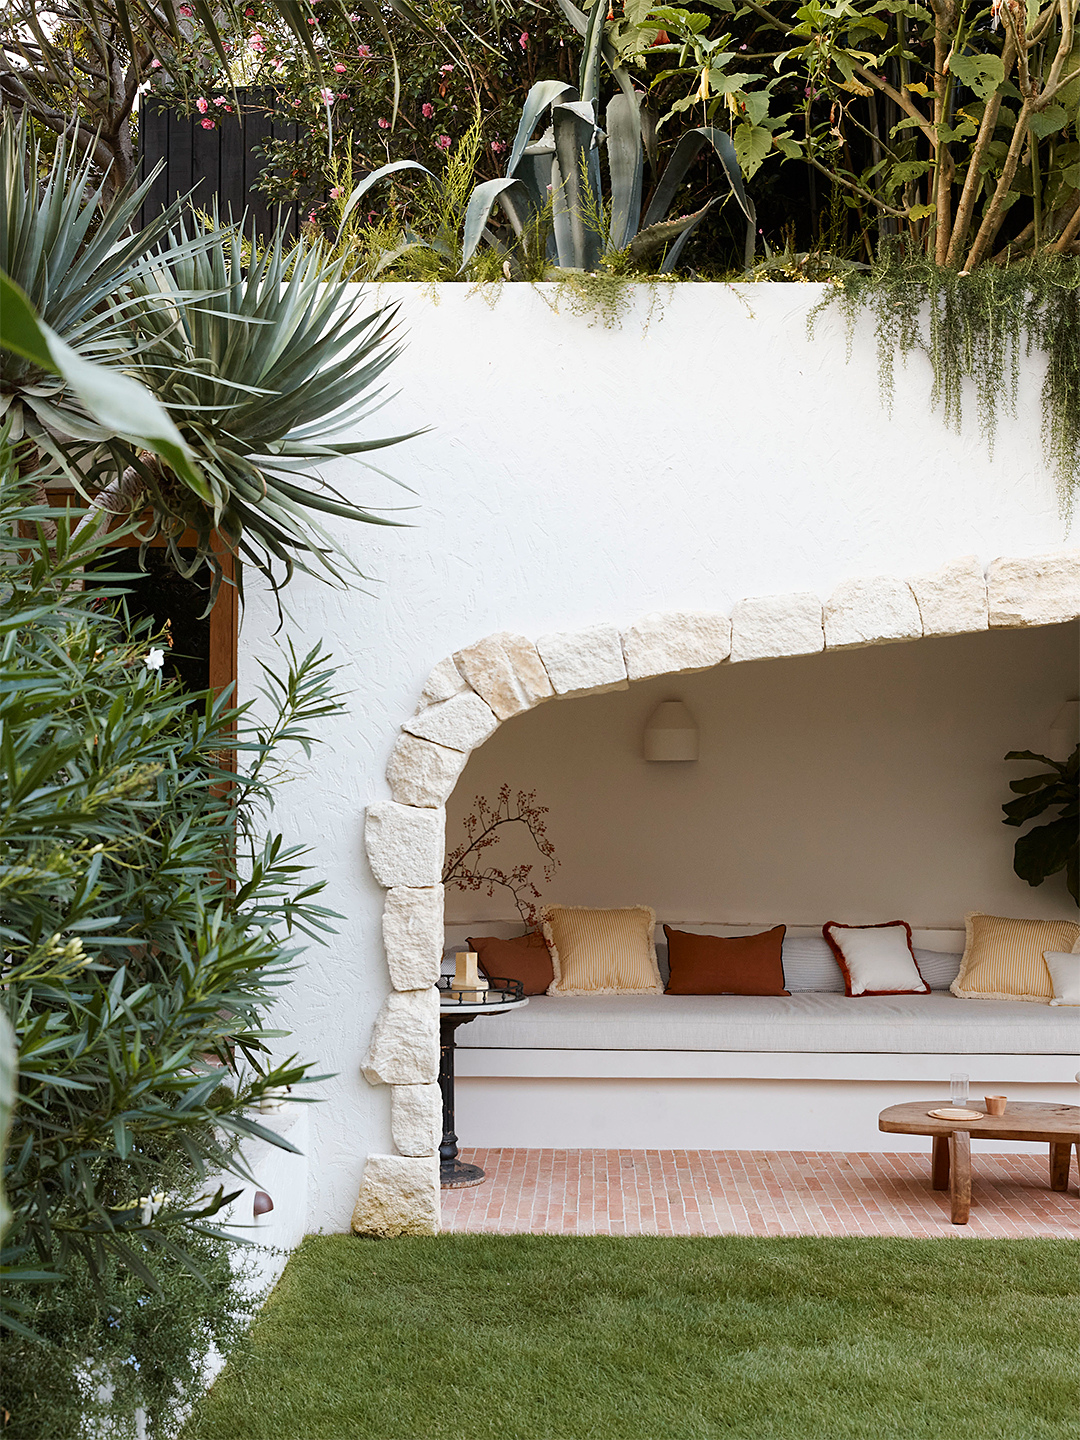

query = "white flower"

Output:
[[144, 648, 165, 671], [139, 1192, 166, 1225]]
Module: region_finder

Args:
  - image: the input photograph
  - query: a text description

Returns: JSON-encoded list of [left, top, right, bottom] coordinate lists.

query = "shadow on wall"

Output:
[[444, 622, 1080, 928]]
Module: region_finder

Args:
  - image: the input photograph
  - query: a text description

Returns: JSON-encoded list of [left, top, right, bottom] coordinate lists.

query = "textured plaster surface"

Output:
[[236, 284, 1075, 1233]]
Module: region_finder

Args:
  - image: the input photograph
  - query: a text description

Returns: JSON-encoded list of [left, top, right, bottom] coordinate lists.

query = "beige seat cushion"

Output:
[[543, 905, 663, 996], [950, 913, 1080, 1002]]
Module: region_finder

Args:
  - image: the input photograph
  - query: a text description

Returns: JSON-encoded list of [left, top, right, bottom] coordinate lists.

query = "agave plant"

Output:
[[340, 0, 757, 276], [101, 220, 418, 597]]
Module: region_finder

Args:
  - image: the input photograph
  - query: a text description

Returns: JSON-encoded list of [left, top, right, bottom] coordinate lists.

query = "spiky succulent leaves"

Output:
[[0, 272, 207, 498], [0, 113, 197, 463], [1002, 746, 1079, 903], [606, 92, 644, 252], [505, 81, 575, 182], [629, 200, 718, 266], [336, 159, 439, 237], [117, 224, 419, 593], [553, 0, 639, 103], [459, 180, 535, 270], [641, 127, 757, 269], [551, 103, 604, 270]]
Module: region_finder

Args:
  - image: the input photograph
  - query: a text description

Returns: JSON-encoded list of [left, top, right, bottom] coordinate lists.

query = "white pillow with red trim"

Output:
[[823, 921, 930, 997]]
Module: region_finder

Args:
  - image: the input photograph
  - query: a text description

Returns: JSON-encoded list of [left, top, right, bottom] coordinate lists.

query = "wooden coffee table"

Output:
[[878, 1100, 1079, 1225]]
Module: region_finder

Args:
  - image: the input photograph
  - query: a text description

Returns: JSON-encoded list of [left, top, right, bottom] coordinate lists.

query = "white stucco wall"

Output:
[[237, 283, 1076, 1233]]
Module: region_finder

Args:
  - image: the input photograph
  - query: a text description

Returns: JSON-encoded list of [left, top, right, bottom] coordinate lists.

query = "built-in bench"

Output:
[[444, 923, 1079, 1153]]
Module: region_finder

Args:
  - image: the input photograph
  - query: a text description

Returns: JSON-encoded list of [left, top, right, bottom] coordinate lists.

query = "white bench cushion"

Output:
[[454, 991, 1079, 1055]]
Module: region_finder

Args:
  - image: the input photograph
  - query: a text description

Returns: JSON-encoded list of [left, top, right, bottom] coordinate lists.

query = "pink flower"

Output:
[[435, 134, 451, 150], [213, 95, 228, 105], [377, 116, 389, 128], [421, 101, 434, 118], [518, 31, 528, 48], [334, 62, 347, 72], [349, 13, 362, 21], [292, 98, 301, 106], [200, 118, 216, 129], [330, 185, 342, 199], [307, 14, 316, 22], [248, 32, 265, 51], [244, 6, 254, 14], [439, 63, 453, 73], [307, 210, 318, 223], [178, 4, 192, 15], [150, 57, 162, 68], [356, 43, 371, 57], [272, 57, 285, 71], [196, 96, 209, 113], [490, 139, 505, 153], [319, 86, 336, 104]]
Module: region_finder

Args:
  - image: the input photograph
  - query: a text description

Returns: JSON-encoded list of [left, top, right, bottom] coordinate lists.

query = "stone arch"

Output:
[[351, 549, 1079, 1235]]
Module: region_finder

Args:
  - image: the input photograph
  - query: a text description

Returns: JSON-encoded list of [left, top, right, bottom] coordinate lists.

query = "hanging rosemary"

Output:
[[810, 244, 1080, 521]]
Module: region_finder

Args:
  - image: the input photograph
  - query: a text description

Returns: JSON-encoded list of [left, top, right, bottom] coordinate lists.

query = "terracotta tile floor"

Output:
[[441, 1148, 1080, 1238]]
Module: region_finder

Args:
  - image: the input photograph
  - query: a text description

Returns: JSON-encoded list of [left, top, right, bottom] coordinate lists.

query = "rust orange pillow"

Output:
[[467, 933, 554, 996], [663, 925, 789, 996]]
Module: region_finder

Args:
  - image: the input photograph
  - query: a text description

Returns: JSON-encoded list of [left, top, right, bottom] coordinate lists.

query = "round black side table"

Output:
[[437, 976, 527, 1189]]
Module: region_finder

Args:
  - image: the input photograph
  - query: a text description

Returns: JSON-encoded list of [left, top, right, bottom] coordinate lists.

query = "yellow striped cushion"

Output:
[[542, 905, 662, 996], [950, 913, 1080, 1003]]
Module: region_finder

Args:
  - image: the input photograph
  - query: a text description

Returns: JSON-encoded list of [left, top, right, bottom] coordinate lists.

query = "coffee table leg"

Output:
[[948, 1130, 971, 1225], [931, 1135, 950, 1190], [1049, 1141, 1073, 1192]]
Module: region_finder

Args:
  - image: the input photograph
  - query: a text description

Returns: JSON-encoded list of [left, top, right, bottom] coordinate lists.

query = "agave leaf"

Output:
[[553, 0, 639, 101], [658, 199, 719, 272], [337, 160, 438, 238], [643, 126, 756, 266], [459, 180, 535, 271], [506, 81, 575, 181], [606, 93, 644, 252], [552, 104, 603, 271]]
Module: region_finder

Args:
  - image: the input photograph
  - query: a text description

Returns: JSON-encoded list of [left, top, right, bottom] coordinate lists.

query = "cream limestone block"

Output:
[[907, 555, 988, 637], [453, 632, 554, 720], [416, 656, 468, 711], [382, 885, 444, 990], [729, 594, 824, 663], [362, 988, 439, 1086], [391, 1083, 441, 1157], [401, 689, 499, 752], [986, 550, 1080, 627], [350, 1154, 439, 1237], [535, 624, 629, 696], [386, 734, 467, 809], [621, 612, 731, 681], [823, 576, 923, 649], [365, 802, 445, 888]]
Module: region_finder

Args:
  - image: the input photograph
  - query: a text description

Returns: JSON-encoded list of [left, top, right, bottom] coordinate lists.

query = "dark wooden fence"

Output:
[[138, 93, 306, 239]]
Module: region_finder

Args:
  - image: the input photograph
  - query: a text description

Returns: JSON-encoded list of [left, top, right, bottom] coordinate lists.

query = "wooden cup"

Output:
[[984, 1095, 1007, 1116]]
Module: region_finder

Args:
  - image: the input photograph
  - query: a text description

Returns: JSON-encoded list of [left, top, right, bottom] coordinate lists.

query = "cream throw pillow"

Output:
[[542, 905, 662, 996], [1043, 950, 1080, 1006], [950, 913, 1080, 1002]]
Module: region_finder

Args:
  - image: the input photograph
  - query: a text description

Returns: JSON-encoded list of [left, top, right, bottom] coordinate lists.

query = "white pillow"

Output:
[[824, 921, 929, 997], [1043, 951, 1080, 1006]]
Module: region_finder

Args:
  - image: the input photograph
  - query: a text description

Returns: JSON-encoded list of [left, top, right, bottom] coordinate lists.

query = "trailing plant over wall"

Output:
[[811, 244, 1080, 514], [443, 787, 560, 927], [1002, 744, 1079, 902]]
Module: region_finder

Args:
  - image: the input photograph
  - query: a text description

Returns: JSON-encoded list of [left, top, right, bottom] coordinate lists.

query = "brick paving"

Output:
[[441, 1148, 1080, 1238]]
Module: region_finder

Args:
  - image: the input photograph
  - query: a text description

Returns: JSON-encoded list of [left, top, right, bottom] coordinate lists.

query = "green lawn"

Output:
[[184, 1234, 1079, 1440]]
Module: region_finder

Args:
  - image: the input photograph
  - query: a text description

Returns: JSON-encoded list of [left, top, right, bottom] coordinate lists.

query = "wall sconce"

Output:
[[1048, 699, 1079, 761], [644, 700, 698, 762]]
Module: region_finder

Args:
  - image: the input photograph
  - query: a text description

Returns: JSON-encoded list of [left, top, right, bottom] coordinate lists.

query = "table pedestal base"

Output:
[[440, 1157, 485, 1189]]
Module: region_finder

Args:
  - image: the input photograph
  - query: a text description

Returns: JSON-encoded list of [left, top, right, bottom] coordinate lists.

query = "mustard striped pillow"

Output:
[[542, 905, 662, 996], [950, 913, 1080, 1002]]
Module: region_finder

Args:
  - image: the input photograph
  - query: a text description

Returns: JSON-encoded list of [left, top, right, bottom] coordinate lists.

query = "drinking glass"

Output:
[[950, 1072, 969, 1109]]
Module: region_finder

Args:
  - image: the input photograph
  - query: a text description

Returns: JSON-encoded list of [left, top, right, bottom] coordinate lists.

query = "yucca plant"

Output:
[[340, 0, 757, 277], [103, 220, 418, 599]]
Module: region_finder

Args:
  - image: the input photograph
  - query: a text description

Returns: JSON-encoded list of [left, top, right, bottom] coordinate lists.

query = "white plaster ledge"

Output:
[[824, 576, 923, 649], [729, 593, 824, 663], [622, 612, 731, 681], [365, 802, 445, 888], [536, 624, 629, 696], [351, 1154, 439, 1237], [987, 551, 1080, 628]]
